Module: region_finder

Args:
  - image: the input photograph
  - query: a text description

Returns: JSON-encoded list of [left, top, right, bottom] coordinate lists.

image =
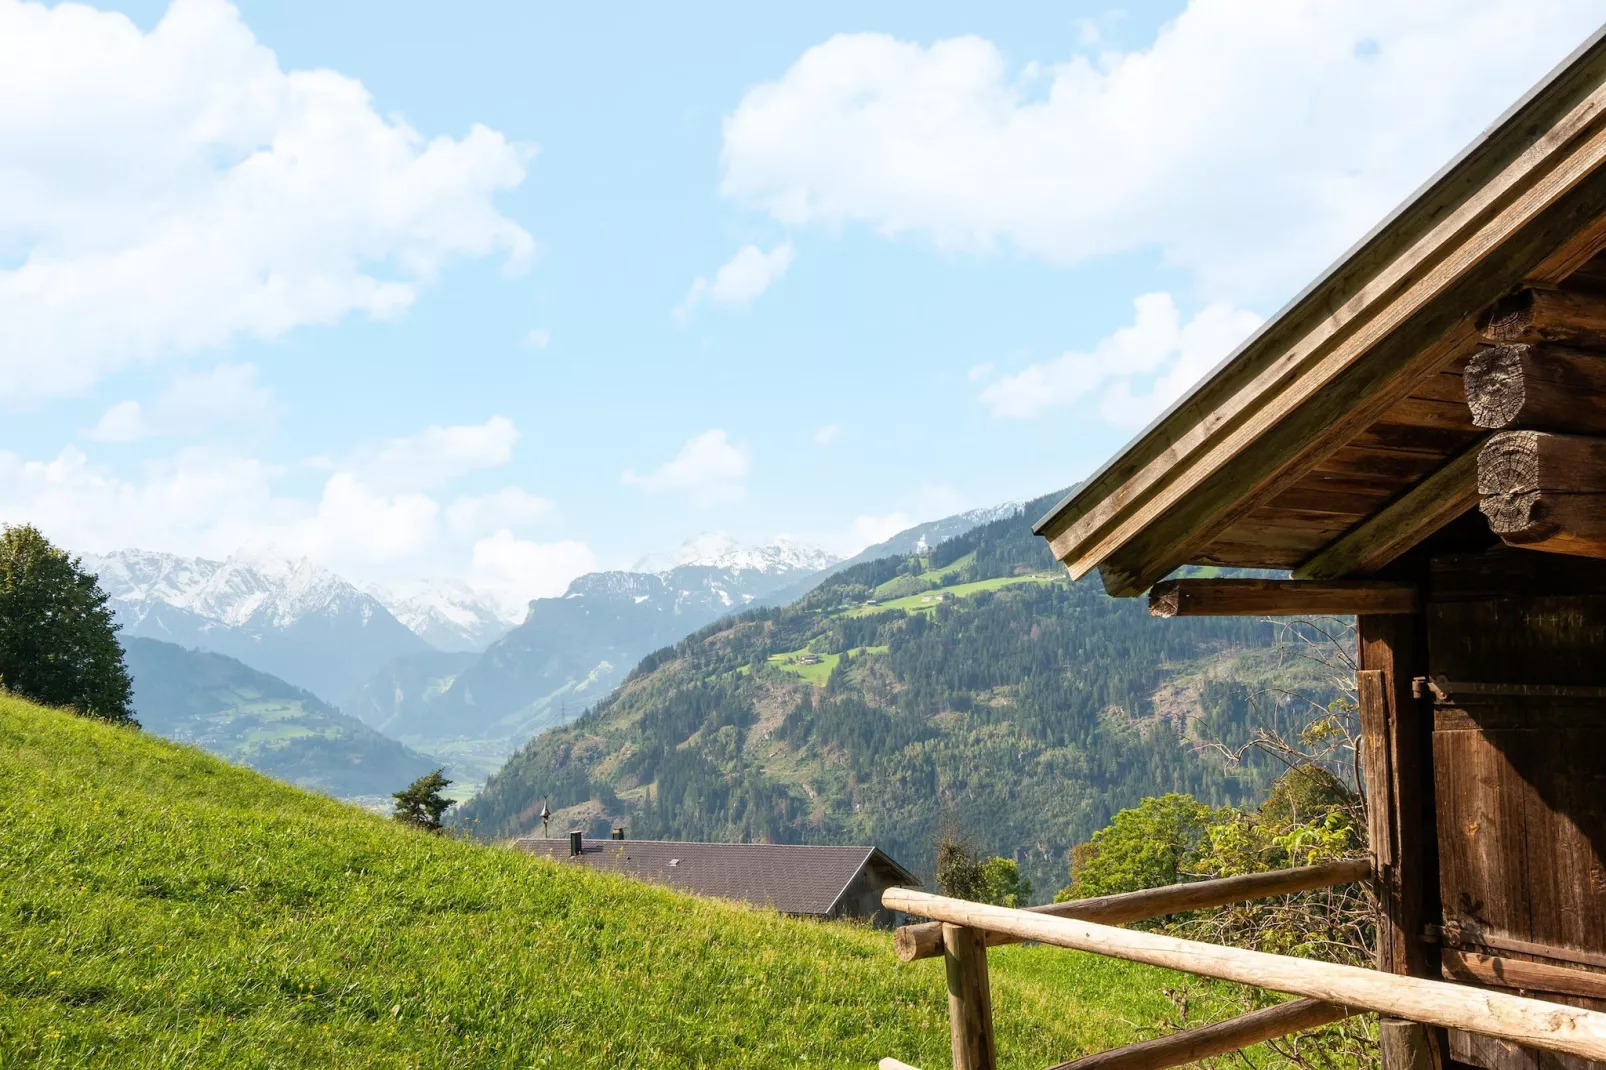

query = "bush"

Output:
[[1058, 793, 1217, 901], [0, 524, 134, 725]]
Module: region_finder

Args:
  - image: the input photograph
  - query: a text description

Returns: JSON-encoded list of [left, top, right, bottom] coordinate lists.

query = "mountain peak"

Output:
[[631, 533, 838, 576]]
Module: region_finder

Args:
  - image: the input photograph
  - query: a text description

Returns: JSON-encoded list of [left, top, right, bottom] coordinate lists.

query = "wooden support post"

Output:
[[943, 924, 996, 1070], [1380, 1019, 1438, 1070], [1464, 343, 1606, 433], [1358, 612, 1443, 1070], [895, 860, 1371, 962], [1477, 430, 1606, 557], [1148, 579, 1419, 617], [1044, 998, 1350, 1070]]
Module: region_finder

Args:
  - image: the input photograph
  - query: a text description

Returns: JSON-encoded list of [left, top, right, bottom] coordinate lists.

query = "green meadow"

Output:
[[2, 694, 1284, 1068]]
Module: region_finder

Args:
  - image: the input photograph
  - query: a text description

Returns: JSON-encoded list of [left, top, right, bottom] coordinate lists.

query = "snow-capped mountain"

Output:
[[83, 548, 431, 703], [631, 533, 838, 576], [367, 580, 516, 654]]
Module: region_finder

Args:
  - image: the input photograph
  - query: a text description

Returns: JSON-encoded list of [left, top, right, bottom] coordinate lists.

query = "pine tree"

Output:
[[393, 769, 454, 831], [0, 524, 135, 725]]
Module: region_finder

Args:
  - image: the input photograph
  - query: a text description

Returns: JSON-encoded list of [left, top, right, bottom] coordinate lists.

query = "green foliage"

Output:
[[0, 692, 1293, 1069], [979, 857, 1033, 909], [456, 492, 1309, 896], [937, 834, 1033, 907], [1059, 794, 1218, 901], [0, 524, 134, 725], [393, 768, 454, 831]]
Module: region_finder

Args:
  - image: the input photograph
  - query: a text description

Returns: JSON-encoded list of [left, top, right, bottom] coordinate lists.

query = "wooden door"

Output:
[[1429, 550, 1606, 1070]]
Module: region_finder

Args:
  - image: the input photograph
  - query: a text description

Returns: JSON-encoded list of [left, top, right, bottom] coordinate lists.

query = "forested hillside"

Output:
[[457, 494, 1333, 896]]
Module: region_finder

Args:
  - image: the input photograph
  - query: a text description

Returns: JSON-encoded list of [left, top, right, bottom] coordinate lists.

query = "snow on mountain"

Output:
[[631, 533, 838, 576], [367, 580, 515, 653], [82, 547, 431, 702]]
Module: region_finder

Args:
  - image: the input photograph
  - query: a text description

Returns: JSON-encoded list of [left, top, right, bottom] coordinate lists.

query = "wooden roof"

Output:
[[1036, 26, 1606, 597]]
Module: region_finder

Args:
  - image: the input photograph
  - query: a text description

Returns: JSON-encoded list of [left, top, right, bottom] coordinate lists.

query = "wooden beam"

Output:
[[943, 924, 995, 1070], [1045, 999, 1351, 1070], [1464, 343, 1606, 432], [1478, 286, 1606, 347], [894, 860, 1371, 963], [881, 888, 1606, 1064], [1149, 578, 1419, 617], [1477, 430, 1606, 556], [1443, 949, 1606, 1002], [1294, 442, 1484, 580]]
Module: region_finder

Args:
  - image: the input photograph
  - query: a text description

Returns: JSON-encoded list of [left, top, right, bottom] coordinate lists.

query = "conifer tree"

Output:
[[393, 769, 454, 831], [0, 524, 135, 725]]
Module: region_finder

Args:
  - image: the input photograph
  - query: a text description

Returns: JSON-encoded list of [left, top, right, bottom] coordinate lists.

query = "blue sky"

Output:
[[1, 0, 1602, 614]]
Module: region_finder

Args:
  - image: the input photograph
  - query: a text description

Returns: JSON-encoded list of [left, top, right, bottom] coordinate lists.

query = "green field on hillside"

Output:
[[768, 645, 889, 685], [0, 695, 1302, 1069], [844, 572, 1061, 617]]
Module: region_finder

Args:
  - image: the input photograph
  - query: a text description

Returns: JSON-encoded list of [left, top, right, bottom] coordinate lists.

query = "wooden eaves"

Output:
[[1034, 26, 1606, 595]]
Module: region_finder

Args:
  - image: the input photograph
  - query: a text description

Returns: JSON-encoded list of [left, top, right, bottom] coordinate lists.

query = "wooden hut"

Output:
[[881, 25, 1606, 1070]]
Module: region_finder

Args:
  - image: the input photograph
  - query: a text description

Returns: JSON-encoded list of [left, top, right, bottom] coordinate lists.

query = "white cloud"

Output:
[[86, 362, 274, 442], [967, 362, 994, 383], [812, 423, 841, 446], [445, 486, 555, 538], [720, 2, 1602, 300], [467, 530, 597, 618], [622, 429, 749, 505], [0, 418, 590, 611], [978, 292, 1262, 426], [360, 415, 520, 491], [0, 0, 533, 399], [675, 241, 794, 320], [525, 327, 551, 349]]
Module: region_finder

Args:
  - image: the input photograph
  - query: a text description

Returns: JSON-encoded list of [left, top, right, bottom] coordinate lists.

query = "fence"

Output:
[[879, 861, 1606, 1070]]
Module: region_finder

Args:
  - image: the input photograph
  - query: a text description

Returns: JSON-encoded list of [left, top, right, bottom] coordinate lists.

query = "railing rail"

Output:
[[894, 859, 1371, 962], [882, 888, 1606, 1067]]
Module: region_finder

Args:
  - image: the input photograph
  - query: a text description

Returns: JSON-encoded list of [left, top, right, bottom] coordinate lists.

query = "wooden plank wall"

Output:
[[1427, 548, 1606, 1070]]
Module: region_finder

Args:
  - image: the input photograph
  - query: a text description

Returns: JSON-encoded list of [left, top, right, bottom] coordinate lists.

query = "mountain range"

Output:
[[455, 492, 1326, 894]]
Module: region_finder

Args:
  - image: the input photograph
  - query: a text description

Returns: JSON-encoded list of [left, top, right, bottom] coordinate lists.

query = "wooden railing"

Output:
[[880, 866, 1606, 1070]]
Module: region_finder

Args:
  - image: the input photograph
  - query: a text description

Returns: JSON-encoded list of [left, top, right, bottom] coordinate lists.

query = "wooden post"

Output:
[[1379, 1019, 1438, 1070], [1358, 612, 1444, 1070], [943, 923, 996, 1070]]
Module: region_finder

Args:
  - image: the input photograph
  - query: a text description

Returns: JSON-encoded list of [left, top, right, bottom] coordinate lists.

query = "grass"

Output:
[[844, 573, 1062, 618], [870, 553, 976, 600], [769, 646, 889, 685], [1, 694, 1276, 1068]]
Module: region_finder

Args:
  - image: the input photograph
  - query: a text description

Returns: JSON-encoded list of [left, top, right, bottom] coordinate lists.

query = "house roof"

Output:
[[1035, 26, 1606, 597], [510, 837, 919, 916]]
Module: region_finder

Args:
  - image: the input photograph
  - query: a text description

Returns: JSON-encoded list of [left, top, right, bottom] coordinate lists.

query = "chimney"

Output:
[[568, 830, 583, 856], [611, 826, 625, 841]]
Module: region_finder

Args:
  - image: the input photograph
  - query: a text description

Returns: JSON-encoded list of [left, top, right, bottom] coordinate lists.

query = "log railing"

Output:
[[880, 875, 1606, 1070], [895, 859, 1371, 962]]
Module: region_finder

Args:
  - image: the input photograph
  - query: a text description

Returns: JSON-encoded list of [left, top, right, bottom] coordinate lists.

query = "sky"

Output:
[[2, 0, 1603, 616]]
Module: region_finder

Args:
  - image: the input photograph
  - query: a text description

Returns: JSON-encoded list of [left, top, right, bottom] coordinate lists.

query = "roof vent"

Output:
[[568, 830, 583, 857], [668, 858, 680, 867]]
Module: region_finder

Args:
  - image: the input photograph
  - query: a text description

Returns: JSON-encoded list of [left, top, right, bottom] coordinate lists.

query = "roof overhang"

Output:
[[1036, 26, 1606, 597]]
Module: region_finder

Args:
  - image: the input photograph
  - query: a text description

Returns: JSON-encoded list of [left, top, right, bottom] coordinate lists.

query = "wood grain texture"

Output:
[[1445, 950, 1606, 1002], [943, 924, 995, 1070], [893, 860, 1371, 963], [1481, 288, 1606, 348], [1044, 999, 1351, 1070], [1295, 443, 1484, 579], [1148, 579, 1420, 617], [1478, 432, 1606, 556], [1465, 344, 1606, 433], [882, 889, 1606, 1063]]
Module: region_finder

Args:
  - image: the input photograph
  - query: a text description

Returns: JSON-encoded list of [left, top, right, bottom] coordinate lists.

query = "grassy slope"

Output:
[[0, 696, 1273, 1069]]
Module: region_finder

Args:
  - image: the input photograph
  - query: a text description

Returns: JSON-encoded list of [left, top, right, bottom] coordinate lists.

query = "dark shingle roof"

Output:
[[510, 837, 918, 916]]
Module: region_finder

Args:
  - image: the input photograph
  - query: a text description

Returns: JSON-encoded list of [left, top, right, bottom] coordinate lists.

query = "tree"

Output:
[[936, 832, 1033, 906], [393, 769, 454, 831], [1057, 793, 1217, 901], [0, 524, 135, 725]]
